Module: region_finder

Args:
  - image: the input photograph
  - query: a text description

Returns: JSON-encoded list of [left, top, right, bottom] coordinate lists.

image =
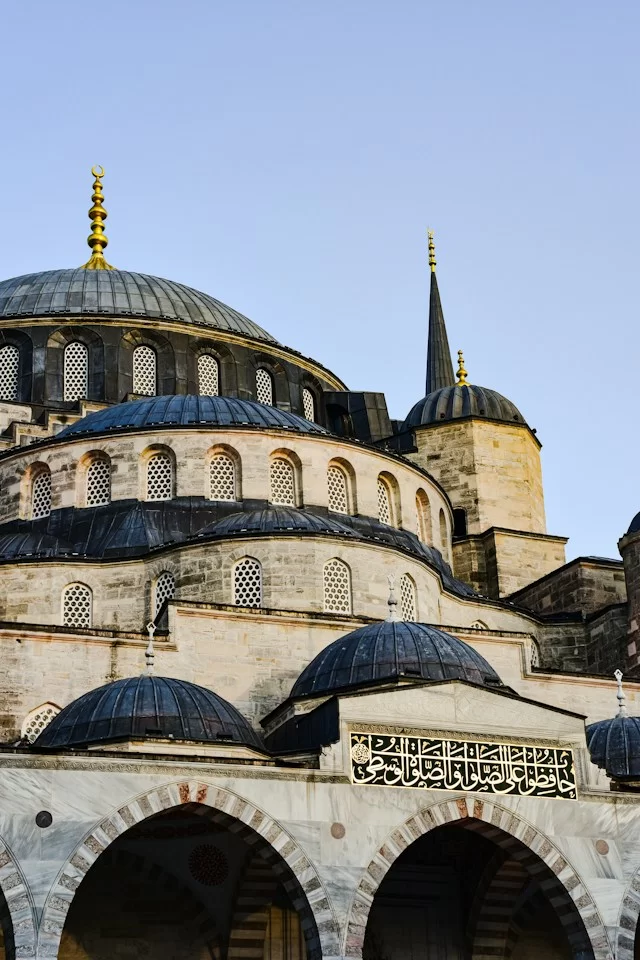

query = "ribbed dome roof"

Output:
[[203, 507, 358, 538], [291, 621, 502, 698], [33, 675, 264, 751], [56, 395, 329, 439], [0, 268, 277, 342], [404, 384, 525, 429], [626, 512, 640, 536], [586, 714, 640, 780]]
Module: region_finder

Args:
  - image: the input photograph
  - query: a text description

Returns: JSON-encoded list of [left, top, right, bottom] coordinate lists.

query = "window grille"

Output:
[[154, 571, 175, 616], [256, 368, 273, 405], [209, 453, 236, 501], [86, 458, 111, 506], [234, 557, 262, 607], [21, 703, 60, 744], [400, 575, 417, 621], [302, 388, 315, 422], [62, 583, 92, 628], [146, 453, 173, 501], [0, 344, 19, 401], [327, 465, 348, 514], [31, 470, 51, 519], [377, 478, 392, 525], [270, 458, 295, 505], [531, 640, 540, 668], [323, 558, 352, 614], [415, 490, 431, 542], [198, 354, 219, 395], [63, 341, 88, 401], [133, 345, 157, 396]]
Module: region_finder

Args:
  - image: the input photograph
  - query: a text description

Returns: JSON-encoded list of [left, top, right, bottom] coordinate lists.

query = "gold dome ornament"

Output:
[[81, 165, 115, 270], [456, 349, 468, 386], [428, 229, 436, 272]]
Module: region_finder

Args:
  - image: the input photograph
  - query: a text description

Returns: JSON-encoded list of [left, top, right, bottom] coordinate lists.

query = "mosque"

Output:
[[1, 168, 640, 960]]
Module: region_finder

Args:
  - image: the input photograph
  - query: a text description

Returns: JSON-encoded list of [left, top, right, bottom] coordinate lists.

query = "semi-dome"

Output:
[[404, 384, 525, 429], [586, 714, 640, 780], [203, 506, 358, 538], [0, 268, 278, 342], [291, 620, 502, 698], [56, 395, 329, 439], [33, 675, 264, 751]]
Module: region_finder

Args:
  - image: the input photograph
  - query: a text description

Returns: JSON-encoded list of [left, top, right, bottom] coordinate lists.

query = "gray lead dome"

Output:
[[0, 268, 277, 342], [404, 384, 525, 428]]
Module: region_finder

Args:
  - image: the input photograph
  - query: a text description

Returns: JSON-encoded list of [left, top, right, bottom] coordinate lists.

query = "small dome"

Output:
[[56, 395, 329, 439], [404, 384, 525, 429], [626, 512, 640, 536], [33, 675, 264, 751], [202, 506, 358, 538], [0, 268, 277, 342], [291, 620, 502, 698], [586, 715, 640, 780]]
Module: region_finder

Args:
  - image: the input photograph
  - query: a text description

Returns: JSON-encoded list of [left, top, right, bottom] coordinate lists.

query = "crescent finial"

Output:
[[91, 164, 105, 179]]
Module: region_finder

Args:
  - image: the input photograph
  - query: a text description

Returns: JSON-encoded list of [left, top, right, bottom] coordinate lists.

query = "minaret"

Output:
[[425, 230, 455, 395], [81, 165, 115, 270]]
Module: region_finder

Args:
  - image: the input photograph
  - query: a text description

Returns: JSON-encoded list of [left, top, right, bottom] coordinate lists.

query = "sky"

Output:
[[0, 0, 638, 560]]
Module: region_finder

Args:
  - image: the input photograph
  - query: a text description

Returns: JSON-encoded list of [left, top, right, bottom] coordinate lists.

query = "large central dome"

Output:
[[0, 268, 278, 343]]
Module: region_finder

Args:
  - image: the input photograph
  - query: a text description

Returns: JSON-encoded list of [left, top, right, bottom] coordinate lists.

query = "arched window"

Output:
[[415, 489, 431, 543], [146, 452, 173, 501], [530, 639, 541, 668], [327, 464, 349, 514], [85, 457, 111, 506], [209, 453, 237, 501], [133, 345, 157, 396], [234, 557, 262, 607], [302, 387, 315, 422], [400, 574, 417, 621], [256, 367, 274, 405], [31, 468, 51, 520], [323, 558, 352, 614], [471, 620, 488, 630], [453, 508, 467, 538], [63, 341, 88, 401], [154, 571, 175, 617], [62, 582, 92, 628], [439, 508, 448, 549], [270, 457, 295, 506], [198, 354, 219, 395], [0, 344, 19, 401], [21, 702, 60, 744], [377, 475, 397, 526]]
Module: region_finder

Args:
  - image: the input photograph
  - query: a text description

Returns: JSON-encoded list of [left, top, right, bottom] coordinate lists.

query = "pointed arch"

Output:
[[0, 834, 37, 960]]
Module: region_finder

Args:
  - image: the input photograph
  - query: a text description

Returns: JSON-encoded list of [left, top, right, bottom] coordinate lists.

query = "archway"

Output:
[[0, 836, 36, 960]]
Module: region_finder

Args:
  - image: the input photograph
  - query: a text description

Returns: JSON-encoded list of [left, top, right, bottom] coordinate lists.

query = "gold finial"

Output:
[[81, 165, 115, 270], [456, 349, 468, 386], [428, 229, 436, 272]]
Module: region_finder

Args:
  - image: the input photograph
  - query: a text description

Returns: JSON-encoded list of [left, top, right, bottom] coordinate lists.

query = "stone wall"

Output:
[[454, 529, 567, 598], [510, 558, 626, 616]]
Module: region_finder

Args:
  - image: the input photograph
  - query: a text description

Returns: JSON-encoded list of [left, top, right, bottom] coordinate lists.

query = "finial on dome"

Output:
[[81, 165, 115, 270], [615, 669, 628, 717], [386, 575, 400, 622], [144, 621, 156, 676], [428, 229, 436, 273], [455, 349, 468, 386]]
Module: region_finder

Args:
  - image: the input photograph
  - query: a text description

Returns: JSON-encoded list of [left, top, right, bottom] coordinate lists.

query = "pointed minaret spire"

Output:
[[425, 230, 455, 395]]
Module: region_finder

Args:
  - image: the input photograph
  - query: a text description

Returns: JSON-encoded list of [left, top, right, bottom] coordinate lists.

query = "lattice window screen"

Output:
[[270, 458, 295, 505], [154, 571, 175, 616], [31, 470, 51, 519], [256, 368, 273, 405], [209, 454, 236, 501], [133, 345, 157, 396], [86, 459, 111, 506], [0, 344, 19, 401], [302, 388, 315, 422], [146, 453, 173, 501], [21, 704, 60, 744], [198, 355, 219, 395], [400, 575, 417, 621], [327, 466, 348, 514], [233, 558, 262, 607], [323, 558, 352, 614], [63, 341, 88, 401], [377, 478, 392, 525], [62, 583, 92, 627], [531, 641, 540, 668]]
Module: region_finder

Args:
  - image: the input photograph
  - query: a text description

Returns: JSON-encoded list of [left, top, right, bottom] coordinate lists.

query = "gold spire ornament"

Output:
[[456, 349, 468, 386], [428, 229, 436, 272], [81, 165, 115, 270]]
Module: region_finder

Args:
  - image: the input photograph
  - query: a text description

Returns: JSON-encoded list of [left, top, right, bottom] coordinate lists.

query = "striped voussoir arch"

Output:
[[468, 854, 528, 958], [0, 836, 36, 960], [615, 867, 640, 960], [344, 796, 613, 960], [37, 780, 340, 960]]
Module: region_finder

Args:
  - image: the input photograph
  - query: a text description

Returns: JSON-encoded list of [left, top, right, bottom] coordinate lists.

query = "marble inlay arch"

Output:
[[0, 834, 37, 960], [38, 781, 340, 960], [614, 862, 640, 960], [343, 796, 612, 960]]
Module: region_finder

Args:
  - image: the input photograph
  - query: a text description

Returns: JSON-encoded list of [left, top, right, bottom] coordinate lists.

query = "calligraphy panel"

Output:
[[350, 731, 577, 799]]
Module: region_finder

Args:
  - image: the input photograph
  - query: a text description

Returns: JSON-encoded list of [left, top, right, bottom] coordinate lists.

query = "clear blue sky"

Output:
[[1, 1, 638, 560]]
